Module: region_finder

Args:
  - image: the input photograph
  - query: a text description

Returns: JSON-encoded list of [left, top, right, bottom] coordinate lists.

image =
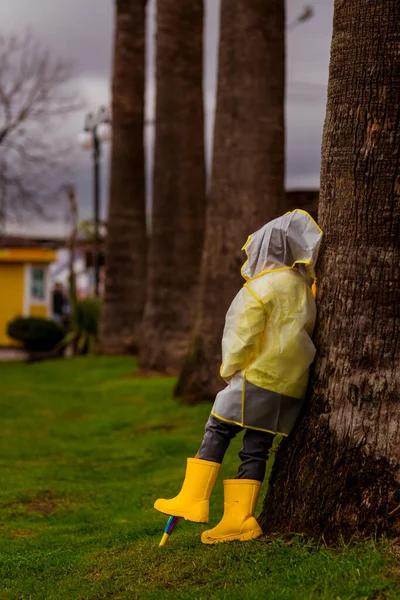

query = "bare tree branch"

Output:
[[0, 31, 83, 221], [288, 5, 314, 30]]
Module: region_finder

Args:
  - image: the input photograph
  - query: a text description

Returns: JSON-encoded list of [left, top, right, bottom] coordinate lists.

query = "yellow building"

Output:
[[0, 237, 57, 347]]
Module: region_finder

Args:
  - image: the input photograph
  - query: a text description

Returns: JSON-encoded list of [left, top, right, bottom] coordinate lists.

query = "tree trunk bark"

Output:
[[175, 0, 286, 403], [139, 0, 206, 373], [98, 0, 147, 355], [259, 0, 400, 541]]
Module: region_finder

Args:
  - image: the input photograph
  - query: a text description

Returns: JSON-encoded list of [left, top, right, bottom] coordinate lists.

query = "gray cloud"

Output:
[[0, 0, 113, 79]]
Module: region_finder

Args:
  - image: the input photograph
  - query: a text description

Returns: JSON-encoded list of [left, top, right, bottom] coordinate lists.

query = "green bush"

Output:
[[62, 298, 101, 354], [7, 317, 65, 352]]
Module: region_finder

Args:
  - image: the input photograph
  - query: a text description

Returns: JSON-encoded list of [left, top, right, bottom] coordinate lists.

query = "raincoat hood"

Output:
[[241, 209, 323, 281]]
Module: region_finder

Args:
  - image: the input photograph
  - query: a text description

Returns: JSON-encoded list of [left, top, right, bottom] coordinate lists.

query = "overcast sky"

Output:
[[1, 0, 334, 236]]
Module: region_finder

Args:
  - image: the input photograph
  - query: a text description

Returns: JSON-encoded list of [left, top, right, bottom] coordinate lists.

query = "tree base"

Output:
[[260, 418, 400, 542], [97, 331, 138, 356], [138, 331, 190, 375]]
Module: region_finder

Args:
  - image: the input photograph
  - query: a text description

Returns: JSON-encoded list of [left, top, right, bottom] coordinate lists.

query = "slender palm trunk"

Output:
[[259, 0, 400, 540], [175, 0, 286, 403], [98, 0, 147, 354], [66, 185, 78, 309], [139, 0, 206, 373]]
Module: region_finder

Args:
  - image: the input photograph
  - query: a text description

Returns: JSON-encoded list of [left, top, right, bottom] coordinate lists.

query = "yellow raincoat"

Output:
[[211, 209, 323, 436]]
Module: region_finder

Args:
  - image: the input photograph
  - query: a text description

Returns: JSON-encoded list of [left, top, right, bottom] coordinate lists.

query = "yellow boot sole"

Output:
[[201, 522, 262, 544], [154, 498, 209, 523]]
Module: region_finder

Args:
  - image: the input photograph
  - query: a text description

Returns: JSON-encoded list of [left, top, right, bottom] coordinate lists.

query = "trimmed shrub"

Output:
[[7, 317, 65, 352]]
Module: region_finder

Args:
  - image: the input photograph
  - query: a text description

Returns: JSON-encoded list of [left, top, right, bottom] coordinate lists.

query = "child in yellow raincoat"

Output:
[[154, 210, 323, 544]]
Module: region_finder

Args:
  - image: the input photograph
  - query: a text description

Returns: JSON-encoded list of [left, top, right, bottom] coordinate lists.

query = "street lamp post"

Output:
[[78, 107, 111, 297]]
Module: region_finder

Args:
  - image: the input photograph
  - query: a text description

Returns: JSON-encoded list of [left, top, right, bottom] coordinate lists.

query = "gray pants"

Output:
[[197, 414, 274, 482]]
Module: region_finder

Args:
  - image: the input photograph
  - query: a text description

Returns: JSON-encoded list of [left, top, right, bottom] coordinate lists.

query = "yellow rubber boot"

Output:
[[154, 458, 220, 523], [201, 479, 262, 544]]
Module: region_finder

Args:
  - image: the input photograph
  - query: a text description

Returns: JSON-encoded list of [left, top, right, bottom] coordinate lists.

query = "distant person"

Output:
[[153, 210, 323, 544], [52, 282, 66, 326]]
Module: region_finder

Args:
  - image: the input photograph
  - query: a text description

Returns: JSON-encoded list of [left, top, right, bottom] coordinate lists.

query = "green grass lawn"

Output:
[[0, 357, 398, 600]]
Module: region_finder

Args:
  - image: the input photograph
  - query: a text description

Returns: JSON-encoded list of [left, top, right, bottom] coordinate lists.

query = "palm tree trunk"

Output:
[[98, 0, 147, 354], [175, 0, 286, 402], [259, 0, 400, 540], [139, 0, 206, 373]]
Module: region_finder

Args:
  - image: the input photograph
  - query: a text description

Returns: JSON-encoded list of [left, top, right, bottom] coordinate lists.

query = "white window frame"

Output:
[[23, 264, 51, 316]]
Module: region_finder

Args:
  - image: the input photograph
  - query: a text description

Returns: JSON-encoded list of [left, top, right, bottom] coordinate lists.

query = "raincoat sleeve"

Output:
[[220, 283, 267, 380]]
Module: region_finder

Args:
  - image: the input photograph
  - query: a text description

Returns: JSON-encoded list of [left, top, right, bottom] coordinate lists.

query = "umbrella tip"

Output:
[[159, 532, 169, 547]]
